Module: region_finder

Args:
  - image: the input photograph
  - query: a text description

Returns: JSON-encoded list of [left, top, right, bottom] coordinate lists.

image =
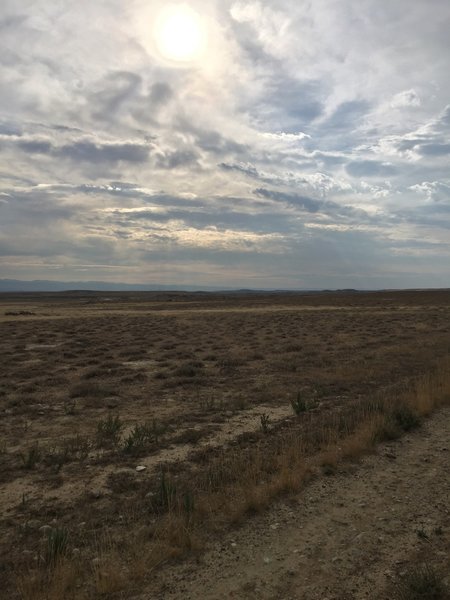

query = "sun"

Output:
[[155, 5, 207, 63]]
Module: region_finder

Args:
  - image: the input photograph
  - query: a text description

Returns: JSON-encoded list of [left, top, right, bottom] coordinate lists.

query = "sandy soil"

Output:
[[144, 406, 450, 600]]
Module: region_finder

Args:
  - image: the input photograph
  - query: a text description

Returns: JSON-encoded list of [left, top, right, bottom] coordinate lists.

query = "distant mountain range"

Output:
[[1, 279, 445, 294]]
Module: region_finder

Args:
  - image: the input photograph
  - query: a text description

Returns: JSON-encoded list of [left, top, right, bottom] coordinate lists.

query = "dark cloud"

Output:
[[0, 13, 28, 33], [57, 139, 150, 163], [229, 18, 275, 67], [219, 162, 260, 177], [311, 151, 348, 167], [87, 73, 175, 130], [323, 100, 370, 131], [194, 129, 248, 156], [236, 59, 325, 132], [220, 161, 310, 190], [0, 189, 77, 228], [17, 139, 53, 154], [1, 134, 152, 163], [105, 205, 293, 233], [417, 143, 450, 156], [91, 71, 142, 120], [254, 188, 323, 213], [346, 160, 397, 177], [253, 187, 373, 223], [0, 121, 22, 136], [260, 75, 324, 130], [396, 137, 424, 152], [173, 116, 248, 158], [149, 82, 173, 106], [155, 148, 200, 169]]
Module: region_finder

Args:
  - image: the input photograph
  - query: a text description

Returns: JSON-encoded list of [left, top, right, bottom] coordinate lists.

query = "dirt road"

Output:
[[145, 406, 450, 599]]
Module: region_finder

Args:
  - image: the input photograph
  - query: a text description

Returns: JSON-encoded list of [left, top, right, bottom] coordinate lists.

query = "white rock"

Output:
[[39, 525, 52, 534], [136, 465, 146, 472]]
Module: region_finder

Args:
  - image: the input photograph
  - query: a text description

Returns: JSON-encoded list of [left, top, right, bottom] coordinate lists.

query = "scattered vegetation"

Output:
[[63, 398, 77, 415], [291, 391, 310, 415], [392, 564, 449, 600], [175, 361, 203, 378], [96, 414, 123, 448], [393, 404, 421, 432], [122, 421, 163, 455], [70, 381, 114, 399], [45, 527, 69, 567], [150, 471, 178, 513], [2, 290, 450, 599], [260, 413, 271, 433], [44, 435, 91, 471], [20, 443, 41, 469]]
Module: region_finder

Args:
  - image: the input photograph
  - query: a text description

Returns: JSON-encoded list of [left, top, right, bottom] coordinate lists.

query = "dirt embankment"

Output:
[[145, 406, 450, 600]]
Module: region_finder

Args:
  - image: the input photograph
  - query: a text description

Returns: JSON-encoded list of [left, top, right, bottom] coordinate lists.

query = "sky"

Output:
[[0, 0, 449, 289]]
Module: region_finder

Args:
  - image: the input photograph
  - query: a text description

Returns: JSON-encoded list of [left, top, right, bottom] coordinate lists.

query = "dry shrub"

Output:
[[17, 560, 78, 600], [392, 563, 450, 600], [93, 556, 127, 596], [162, 514, 200, 556], [227, 482, 273, 521], [415, 358, 450, 416], [92, 537, 127, 596]]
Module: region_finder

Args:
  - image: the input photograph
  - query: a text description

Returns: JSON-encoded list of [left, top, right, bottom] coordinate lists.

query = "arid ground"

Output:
[[0, 290, 449, 599]]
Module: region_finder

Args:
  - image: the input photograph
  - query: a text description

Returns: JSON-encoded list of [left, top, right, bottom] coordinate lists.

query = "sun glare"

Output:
[[155, 5, 207, 63]]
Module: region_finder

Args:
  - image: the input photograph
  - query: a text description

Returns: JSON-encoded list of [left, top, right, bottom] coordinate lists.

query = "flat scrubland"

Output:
[[0, 290, 449, 599]]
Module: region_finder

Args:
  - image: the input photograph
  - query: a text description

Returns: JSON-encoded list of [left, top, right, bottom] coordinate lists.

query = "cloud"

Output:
[[0, 0, 449, 287], [16, 138, 53, 153], [322, 100, 370, 131], [261, 131, 310, 142], [220, 162, 353, 198], [155, 148, 200, 169], [390, 89, 421, 108], [0, 120, 22, 136], [149, 81, 173, 105], [261, 75, 325, 129], [409, 181, 450, 202], [230, 1, 291, 58], [59, 139, 151, 163], [0, 133, 152, 163], [417, 143, 450, 156], [254, 188, 322, 213], [90, 71, 142, 120], [346, 160, 397, 177]]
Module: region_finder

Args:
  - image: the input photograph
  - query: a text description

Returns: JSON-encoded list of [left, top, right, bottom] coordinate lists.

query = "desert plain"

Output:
[[0, 289, 449, 599]]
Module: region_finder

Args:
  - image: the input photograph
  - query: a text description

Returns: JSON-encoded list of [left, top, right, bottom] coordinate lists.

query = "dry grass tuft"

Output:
[[392, 563, 450, 600], [91, 535, 128, 596], [17, 560, 78, 600]]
